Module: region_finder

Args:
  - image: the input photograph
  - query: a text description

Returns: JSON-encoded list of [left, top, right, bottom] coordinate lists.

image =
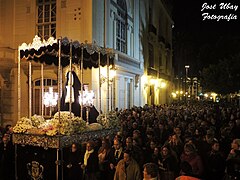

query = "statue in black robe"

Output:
[[60, 70, 81, 116], [60, 70, 99, 122]]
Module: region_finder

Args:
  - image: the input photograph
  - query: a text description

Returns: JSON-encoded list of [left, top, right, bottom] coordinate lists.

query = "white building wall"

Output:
[[1, 0, 175, 124]]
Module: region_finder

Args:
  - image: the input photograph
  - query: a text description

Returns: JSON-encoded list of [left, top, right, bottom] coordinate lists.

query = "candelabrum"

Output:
[[43, 87, 58, 117], [79, 90, 95, 124]]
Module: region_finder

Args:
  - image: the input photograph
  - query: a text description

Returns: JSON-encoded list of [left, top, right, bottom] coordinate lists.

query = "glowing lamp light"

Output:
[[211, 93, 217, 97], [79, 90, 95, 106], [43, 87, 58, 107], [160, 82, 166, 88], [150, 78, 156, 85], [172, 92, 177, 98]]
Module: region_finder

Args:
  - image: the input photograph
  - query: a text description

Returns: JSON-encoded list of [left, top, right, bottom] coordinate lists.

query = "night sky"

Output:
[[172, 0, 240, 76]]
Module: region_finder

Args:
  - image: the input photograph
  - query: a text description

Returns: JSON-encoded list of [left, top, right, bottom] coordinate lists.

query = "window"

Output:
[[116, 0, 127, 53], [159, 51, 162, 67], [37, 0, 56, 39], [149, 43, 154, 68]]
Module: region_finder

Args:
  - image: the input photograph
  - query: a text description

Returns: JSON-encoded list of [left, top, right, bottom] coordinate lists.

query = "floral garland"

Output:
[[13, 111, 119, 136], [13, 117, 33, 133], [97, 111, 119, 129], [13, 112, 87, 136]]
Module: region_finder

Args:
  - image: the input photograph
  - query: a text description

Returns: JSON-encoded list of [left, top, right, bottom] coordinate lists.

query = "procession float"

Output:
[[13, 36, 119, 180]]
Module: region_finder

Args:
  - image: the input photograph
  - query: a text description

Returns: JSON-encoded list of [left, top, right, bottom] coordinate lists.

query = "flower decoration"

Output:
[[97, 112, 119, 129]]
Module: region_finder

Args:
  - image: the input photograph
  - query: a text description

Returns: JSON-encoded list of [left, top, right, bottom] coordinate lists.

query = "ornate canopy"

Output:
[[19, 36, 114, 68]]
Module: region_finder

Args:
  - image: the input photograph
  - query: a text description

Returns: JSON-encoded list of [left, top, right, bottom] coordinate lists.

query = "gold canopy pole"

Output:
[[28, 61, 32, 119], [41, 64, 44, 116], [107, 53, 109, 113], [17, 47, 21, 121], [98, 51, 101, 114], [57, 38, 62, 119], [69, 40, 73, 118], [80, 46, 84, 118], [56, 38, 62, 180]]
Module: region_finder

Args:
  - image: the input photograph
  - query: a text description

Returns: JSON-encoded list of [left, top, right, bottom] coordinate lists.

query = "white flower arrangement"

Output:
[[13, 111, 117, 136], [31, 114, 46, 128], [13, 117, 33, 133], [97, 112, 119, 129]]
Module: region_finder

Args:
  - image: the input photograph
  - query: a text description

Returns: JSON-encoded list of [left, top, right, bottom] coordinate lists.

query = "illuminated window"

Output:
[[37, 0, 56, 39], [116, 0, 127, 53]]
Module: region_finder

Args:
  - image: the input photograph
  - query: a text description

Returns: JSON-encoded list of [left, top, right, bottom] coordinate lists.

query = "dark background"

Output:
[[172, 0, 240, 77]]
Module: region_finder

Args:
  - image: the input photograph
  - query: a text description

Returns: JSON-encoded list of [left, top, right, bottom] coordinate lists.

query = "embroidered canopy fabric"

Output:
[[19, 36, 114, 69]]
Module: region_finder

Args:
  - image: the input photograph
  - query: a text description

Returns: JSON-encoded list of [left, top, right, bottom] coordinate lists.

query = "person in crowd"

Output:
[[175, 161, 201, 180], [81, 140, 99, 180], [154, 122, 169, 146], [132, 129, 143, 147], [114, 149, 141, 180], [166, 133, 184, 161], [109, 138, 124, 179], [173, 127, 183, 142], [65, 143, 82, 180], [98, 137, 112, 180], [231, 119, 240, 139], [150, 146, 162, 167], [180, 143, 204, 178], [143, 162, 160, 180], [0, 134, 15, 180], [145, 140, 158, 163], [227, 138, 240, 160], [205, 139, 226, 180], [125, 136, 144, 168], [159, 145, 179, 180], [225, 138, 240, 179]]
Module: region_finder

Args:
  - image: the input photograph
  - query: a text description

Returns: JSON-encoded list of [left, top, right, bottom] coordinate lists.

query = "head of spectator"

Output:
[[236, 119, 240, 126], [183, 142, 197, 155], [161, 145, 172, 158], [132, 122, 138, 129], [194, 128, 204, 139], [143, 162, 159, 180], [99, 137, 111, 153], [132, 138, 138, 147], [2, 134, 9, 144], [71, 143, 79, 153], [123, 149, 133, 165], [174, 126, 182, 137], [113, 138, 122, 151], [153, 147, 160, 157], [170, 133, 182, 146], [133, 129, 141, 139], [211, 138, 220, 153], [148, 140, 156, 149], [231, 138, 240, 150], [126, 137, 133, 150], [86, 140, 95, 152], [146, 130, 154, 141]]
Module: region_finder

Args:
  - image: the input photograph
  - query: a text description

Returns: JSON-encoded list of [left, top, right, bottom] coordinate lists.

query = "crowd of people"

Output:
[[1, 101, 240, 180], [63, 101, 240, 180]]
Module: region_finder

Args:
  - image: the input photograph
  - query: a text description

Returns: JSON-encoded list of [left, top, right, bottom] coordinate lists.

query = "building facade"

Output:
[[0, 0, 173, 126]]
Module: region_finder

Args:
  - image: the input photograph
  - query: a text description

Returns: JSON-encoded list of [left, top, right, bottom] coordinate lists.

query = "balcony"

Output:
[[147, 67, 157, 76]]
